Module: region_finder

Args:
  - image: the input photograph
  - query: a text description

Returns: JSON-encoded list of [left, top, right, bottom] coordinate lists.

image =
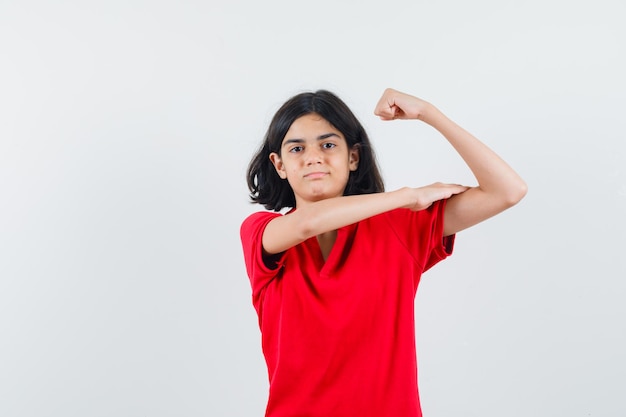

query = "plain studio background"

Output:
[[0, 0, 624, 416]]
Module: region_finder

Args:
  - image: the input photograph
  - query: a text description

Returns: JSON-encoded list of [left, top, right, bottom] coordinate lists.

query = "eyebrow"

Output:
[[282, 133, 340, 146]]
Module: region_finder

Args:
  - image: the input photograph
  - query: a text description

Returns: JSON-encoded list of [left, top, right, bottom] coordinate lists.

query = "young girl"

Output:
[[240, 88, 527, 417]]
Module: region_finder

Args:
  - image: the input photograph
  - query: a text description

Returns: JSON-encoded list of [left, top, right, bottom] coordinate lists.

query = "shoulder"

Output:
[[241, 210, 283, 225], [353, 205, 444, 233], [377, 201, 449, 246], [378, 201, 454, 270], [380, 201, 446, 224], [240, 210, 283, 240]]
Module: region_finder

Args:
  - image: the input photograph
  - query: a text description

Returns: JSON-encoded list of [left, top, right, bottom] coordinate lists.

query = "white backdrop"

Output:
[[1, 1, 624, 416]]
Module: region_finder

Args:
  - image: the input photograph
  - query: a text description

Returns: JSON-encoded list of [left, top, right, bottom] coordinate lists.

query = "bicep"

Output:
[[443, 187, 515, 236]]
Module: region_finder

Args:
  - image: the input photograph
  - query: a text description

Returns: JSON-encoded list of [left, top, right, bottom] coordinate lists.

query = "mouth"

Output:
[[303, 171, 328, 179]]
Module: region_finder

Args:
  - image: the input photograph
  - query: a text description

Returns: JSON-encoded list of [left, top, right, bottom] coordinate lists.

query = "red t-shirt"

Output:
[[240, 201, 454, 417]]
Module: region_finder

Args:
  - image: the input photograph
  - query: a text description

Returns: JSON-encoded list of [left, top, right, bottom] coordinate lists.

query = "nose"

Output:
[[304, 146, 323, 165]]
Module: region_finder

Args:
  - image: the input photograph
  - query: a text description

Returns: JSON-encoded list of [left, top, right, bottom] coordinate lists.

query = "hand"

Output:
[[374, 88, 432, 121], [402, 183, 470, 211]]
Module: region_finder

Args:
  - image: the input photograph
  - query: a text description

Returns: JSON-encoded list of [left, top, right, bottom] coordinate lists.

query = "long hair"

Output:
[[247, 90, 384, 211]]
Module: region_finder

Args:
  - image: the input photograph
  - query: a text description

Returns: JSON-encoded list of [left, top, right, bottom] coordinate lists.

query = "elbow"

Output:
[[503, 180, 528, 207]]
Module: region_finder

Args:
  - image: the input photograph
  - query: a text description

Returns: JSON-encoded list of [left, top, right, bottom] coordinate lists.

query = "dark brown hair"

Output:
[[247, 90, 384, 211]]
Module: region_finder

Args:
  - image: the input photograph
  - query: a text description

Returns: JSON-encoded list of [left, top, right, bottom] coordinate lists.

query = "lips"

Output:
[[304, 171, 328, 179]]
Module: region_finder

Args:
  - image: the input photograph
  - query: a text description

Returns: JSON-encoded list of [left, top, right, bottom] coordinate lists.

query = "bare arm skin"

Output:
[[262, 183, 468, 255], [374, 88, 528, 236], [261, 88, 526, 255]]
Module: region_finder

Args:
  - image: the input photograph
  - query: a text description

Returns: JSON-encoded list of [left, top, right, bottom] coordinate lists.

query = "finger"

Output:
[[374, 90, 398, 119], [376, 105, 399, 121], [450, 185, 471, 195], [374, 103, 393, 118]]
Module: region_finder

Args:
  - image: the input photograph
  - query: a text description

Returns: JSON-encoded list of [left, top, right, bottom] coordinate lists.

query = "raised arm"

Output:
[[374, 88, 527, 236]]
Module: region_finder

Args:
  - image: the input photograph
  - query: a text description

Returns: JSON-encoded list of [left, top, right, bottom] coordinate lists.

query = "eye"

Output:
[[322, 142, 336, 149], [289, 145, 304, 153]]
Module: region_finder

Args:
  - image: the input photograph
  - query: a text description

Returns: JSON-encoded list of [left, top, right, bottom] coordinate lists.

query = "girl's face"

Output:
[[269, 113, 359, 208]]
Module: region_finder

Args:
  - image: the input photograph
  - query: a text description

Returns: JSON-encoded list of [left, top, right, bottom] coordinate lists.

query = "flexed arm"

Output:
[[374, 88, 527, 236]]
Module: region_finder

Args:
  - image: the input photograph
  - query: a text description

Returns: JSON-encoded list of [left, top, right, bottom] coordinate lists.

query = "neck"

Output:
[[316, 230, 337, 261]]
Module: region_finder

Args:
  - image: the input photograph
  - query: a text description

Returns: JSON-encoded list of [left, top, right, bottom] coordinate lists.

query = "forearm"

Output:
[[422, 104, 527, 203], [299, 190, 407, 236], [262, 189, 407, 255]]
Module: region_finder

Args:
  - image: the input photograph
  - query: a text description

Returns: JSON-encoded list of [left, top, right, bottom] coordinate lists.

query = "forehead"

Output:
[[285, 114, 341, 136]]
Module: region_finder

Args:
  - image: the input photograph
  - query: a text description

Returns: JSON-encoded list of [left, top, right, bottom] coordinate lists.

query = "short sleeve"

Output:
[[240, 211, 285, 297], [384, 199, 455, 272]]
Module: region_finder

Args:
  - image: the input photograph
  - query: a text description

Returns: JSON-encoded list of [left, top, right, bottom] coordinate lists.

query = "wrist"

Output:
[[392, 187, 412, 209], [418, 102, 441, 125]]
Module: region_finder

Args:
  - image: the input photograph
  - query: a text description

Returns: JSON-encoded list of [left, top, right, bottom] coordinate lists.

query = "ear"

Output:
[[348, 145, 360, 171], [269, 152, 288, 179]]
